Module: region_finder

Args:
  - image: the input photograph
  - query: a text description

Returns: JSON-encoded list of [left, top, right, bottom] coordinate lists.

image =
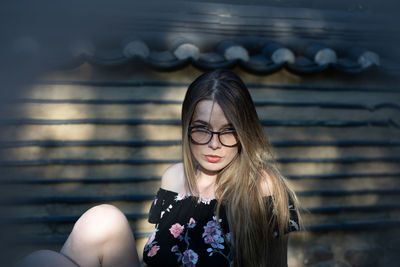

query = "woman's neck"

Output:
[[195, 169, 217, 199]]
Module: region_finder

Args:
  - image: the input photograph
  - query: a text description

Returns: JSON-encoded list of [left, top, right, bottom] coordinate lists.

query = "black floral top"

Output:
[[143, 188, 299, 267]]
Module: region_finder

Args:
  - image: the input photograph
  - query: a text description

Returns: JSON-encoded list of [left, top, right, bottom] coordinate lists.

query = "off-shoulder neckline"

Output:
[[159, 187, 218, 202], [158, 187, 273, 201]]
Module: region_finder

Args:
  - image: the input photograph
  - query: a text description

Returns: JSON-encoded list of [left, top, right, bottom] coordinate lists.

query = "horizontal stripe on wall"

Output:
[[37, 80, 400, 93], [10, 98, 400, 111], [7, 220, 400, 245], [1, 140, 400, 148], [2, 172, 399, 184], [305, 220, 400, 231], [3, 189, 400, 204], [1, 157, 400, 166], [0, 119, 398, 128], [5, 205, 400, 224]]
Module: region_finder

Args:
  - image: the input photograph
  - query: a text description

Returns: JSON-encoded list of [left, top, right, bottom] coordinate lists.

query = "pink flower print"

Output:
[[171, 245, 179, 252], [203, 220, 219, 235], [188, 217, 196, 228], [147, 245, 160, 257], [169, 223, 184, 238], [204, 234, 224, 245], [182, 249, 198, 265], [202, 220, 224, 247], [203, 218, 229, 260]]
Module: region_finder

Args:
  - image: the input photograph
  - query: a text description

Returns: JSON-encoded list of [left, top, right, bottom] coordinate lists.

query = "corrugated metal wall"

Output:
[[2, 65, 400, 265]]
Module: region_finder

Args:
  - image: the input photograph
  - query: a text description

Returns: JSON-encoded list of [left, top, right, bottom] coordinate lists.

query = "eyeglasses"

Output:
[[188, 126, 239, 147]]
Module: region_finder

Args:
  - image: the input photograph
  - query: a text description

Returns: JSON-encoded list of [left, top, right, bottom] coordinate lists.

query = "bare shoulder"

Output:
[[160, 162, 187, 193], [259, 169, 274, 196]]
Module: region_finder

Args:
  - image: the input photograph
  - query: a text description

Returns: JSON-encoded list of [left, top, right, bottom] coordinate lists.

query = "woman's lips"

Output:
[[205, 155, 222, 163]]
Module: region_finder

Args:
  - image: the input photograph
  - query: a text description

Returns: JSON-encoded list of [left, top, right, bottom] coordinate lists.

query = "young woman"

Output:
[[18, 70, 300, 267], [142, 70, 300, 267]]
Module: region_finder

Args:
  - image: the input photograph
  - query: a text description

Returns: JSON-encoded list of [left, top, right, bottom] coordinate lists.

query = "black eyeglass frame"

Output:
[[188, 126, 239, 147]]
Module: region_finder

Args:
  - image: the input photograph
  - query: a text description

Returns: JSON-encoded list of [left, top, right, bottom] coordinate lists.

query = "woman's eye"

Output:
[[195, 125, 207, 129], [197, 128, 209, 132], [192, 126, 209, 132]]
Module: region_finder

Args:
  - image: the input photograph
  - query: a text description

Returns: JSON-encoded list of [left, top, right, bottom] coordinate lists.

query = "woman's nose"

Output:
[[208, 133, 221, 149]]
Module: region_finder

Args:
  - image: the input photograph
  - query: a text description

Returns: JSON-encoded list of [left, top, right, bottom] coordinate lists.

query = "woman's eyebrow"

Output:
[[192, 120, 209, 125], [192, 120, 233, 128], [222, 123, 234, 128]]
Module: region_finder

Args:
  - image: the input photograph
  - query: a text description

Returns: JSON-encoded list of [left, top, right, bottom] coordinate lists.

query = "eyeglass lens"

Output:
[[190, 128, 238, 146]]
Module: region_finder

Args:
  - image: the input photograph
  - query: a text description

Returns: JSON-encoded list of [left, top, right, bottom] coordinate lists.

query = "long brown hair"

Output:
[[181, 70, 301, 267]]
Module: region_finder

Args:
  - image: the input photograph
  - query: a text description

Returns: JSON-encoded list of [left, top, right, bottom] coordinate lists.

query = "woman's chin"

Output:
[[198, 162, 227, 175]]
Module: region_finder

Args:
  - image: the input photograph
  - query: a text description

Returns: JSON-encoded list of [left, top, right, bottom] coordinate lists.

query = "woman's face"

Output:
[[189, 100, 239, 175]]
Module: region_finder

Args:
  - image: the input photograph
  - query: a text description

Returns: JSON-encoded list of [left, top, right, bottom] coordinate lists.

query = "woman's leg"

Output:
[[15, 250, 80, 267], [18, 204, 140, 267]]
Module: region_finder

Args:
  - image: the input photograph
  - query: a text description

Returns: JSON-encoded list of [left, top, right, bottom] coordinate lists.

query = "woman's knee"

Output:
[[60, 204, 135, 267], [71, 204, 132, 245]]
